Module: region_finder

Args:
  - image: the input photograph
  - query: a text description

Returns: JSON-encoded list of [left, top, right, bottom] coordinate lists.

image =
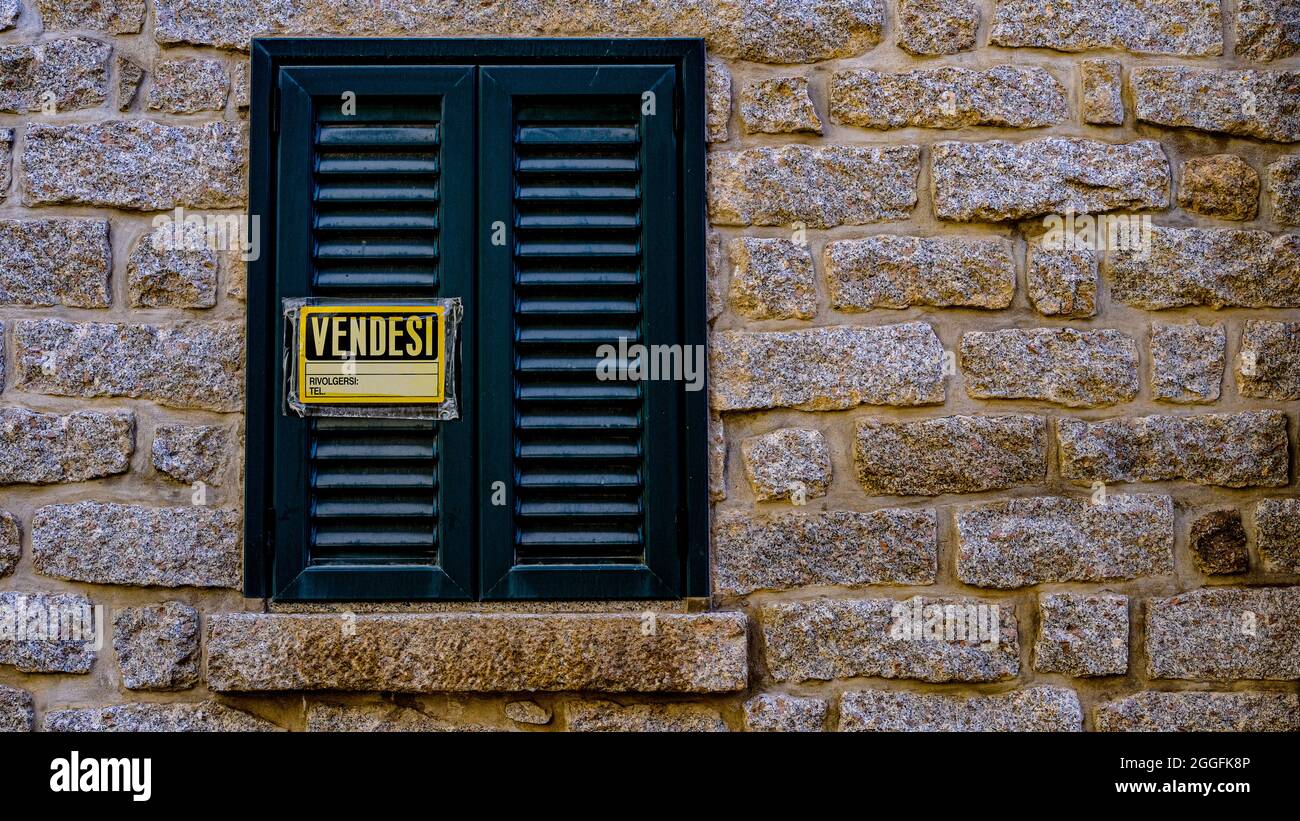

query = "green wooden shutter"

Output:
[[478, 65, 683, 599], [270, 66, 474, 600], [249, 42, 709, 602]]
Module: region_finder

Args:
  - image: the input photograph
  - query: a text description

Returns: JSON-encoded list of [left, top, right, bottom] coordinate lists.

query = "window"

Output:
[[245, 39, 709, 602]]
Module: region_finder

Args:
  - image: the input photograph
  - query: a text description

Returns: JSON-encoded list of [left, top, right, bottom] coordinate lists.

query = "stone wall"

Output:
[[1, 0, 1298, 732]]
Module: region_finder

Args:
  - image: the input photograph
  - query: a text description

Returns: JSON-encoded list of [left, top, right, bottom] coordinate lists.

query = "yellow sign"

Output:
[[297, 305, 445, 404]]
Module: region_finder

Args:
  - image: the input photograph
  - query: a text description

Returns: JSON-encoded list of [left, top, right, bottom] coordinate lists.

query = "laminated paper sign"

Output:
[[299, 305, 445, 403], [284, 299, 461, 420]]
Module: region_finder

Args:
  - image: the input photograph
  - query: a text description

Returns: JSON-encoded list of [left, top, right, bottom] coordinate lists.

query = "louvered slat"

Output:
[[511, 96, 647, 565], [306, 99, 441, 565]]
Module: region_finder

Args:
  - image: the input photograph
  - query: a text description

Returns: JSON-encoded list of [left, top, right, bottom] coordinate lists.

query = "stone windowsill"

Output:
[[206, 611, 748, 694]]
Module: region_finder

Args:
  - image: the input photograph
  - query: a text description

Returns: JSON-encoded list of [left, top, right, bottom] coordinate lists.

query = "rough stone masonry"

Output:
[[0, 0, 1298, 733]]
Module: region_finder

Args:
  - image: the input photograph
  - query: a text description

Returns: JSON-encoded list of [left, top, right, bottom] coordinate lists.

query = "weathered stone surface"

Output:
[[0, 684, 32, 732], [0, 37, 110, 113], [1132, 67, 1300, 142], [710, 323, 944, 412], [1237, 0, 1300, 62], [154, 0, 885, 64], [231, 60, 249, 110], [1178, 155, 1259, 220], [0, 129, 11, 199], [0, 407, 133, 485], [36, 0, 145, 33], [855, 414, 1046, 496], [0, 591, 96, 674], [761, 596, 1019, 683], [739, 428, 831, 502], [1080, 59, 1123, 125], [14, 319, 245, 412], [1096, 692, 1300, 732], [128, 222, 218, 308], [305, 702, 468, 732], [727, 237, 816, 320], [225, 252, 246, 301], [32, 502, 241, 588], [706, 230, 723, 322], [23, 122, 246, 210], [708, 410, 725, 502], [831, 66, 1066, 130], [504, 700, 552, 726], [152, 424, 230, 485], [957, 495, 1174, 588], [1269, 155, 1300, 225], [705, 59, 729, 143], [713, 508, 937, 595], [1189, 510, 1249, 575], [1057, 412, 1289, 488], [743, 694, 827, 732], [824, 235, 1014, 310], [896, 0, 978, 55], [0, 0, 15, 30], [0, 511, 16, 578], [1256, 498, 1300, 573], [117, 55, 144, 111], [114, 602, 200, 691], [990, 0, 1222, 56], [45, 701, 278, 732], [1146, 587, 1300, 680], [931, 138, 1169, 221], [960, 328, 1138, 407], [1150, 322, 1224, 403], [708, 145, 919, 228], [566, 700, 726, 732], [1237, 320, 1300, 400], [1026, 244, 1097, 317], [0, 219, 110, 307], [1034, 593, 1128, 676], [148, 58, 230, 114], [1107, 229, 1300, 309], [208, 612, 748, 693], [739, 77, 821, 134], [839, 687, 1082, 731]]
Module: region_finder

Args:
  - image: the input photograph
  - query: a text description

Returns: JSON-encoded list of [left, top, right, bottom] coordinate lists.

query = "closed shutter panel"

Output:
[[270, 66, 474, 600], [479, 66, 682, 599]]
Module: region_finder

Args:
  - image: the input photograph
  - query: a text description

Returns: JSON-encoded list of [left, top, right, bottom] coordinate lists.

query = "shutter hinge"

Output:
[[263, 508, 276, 575]]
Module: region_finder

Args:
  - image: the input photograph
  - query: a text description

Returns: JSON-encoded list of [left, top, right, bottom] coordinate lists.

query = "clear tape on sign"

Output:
[[282, 297, 462, 420]]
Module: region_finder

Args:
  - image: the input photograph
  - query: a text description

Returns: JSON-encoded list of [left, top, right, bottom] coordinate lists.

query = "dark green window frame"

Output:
[[245, 38, 709, 602]]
